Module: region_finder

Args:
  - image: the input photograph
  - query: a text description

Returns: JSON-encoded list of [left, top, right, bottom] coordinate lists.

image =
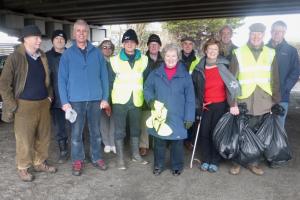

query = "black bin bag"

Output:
[[257, 113, 292, 166], [234, 124, 265, 167], [213, 112, 240, 159]]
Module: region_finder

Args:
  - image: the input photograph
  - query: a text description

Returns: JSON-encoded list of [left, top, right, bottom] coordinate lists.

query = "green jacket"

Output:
[[0, 44, 52, 122]]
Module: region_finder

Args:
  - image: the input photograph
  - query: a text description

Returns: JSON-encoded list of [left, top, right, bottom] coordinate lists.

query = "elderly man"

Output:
[[180, 36, 200, 150], [219, 25, 238, 62], [109, 29, 149, 170], [0, 25, 57, 182], [58, 19, 109, 176], [229, 23, 280, 176], [266, 20, 300, 128], [46, 30, 69, 163], [139, 34, 164, 156]]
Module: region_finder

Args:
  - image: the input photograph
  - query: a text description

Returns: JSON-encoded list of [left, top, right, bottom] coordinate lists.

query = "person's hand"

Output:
[[271, 104, 285, 116], [184, 121, 193, 129], [62, 103, 72, 112], [230, 106, 239, 115], [100, 100, 109, 109], [148, 100, 155, 110]]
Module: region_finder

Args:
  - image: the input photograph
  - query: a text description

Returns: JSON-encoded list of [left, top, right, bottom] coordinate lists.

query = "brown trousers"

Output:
[[14, 98, 51, 169]]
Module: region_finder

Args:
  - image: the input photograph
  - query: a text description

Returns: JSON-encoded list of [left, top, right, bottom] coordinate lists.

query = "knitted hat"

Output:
[[19, 25, 41, 41], [249, 23, 266, 32], [122, 29, 139, 44], [51, 30, 67, 44], [147, 34, 162, 46]]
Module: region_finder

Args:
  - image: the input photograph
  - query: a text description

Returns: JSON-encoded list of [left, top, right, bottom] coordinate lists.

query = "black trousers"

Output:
[[199, 101, 226, 165]]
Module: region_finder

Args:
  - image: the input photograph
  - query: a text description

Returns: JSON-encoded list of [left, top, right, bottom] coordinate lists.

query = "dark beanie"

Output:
[[51, 30, 67, 43], [19, 25, 42, 42], [122, 29, 139, 44], [147, 34, 162, 46]]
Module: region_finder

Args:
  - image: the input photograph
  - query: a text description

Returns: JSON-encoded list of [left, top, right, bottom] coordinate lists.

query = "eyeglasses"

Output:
[[102, 46, 112, 50]]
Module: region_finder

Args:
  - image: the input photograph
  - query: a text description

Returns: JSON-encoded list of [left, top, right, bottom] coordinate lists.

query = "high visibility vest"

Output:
[[234, 45, 275, 99], [110, 54, 148, 107], [189, 57, 200, 74]]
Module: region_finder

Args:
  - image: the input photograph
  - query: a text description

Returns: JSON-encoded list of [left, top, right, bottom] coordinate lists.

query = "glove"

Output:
[[65, 108, 77, 123], [148, 100, 155, 110], [271, 104, 285, 116], [184, 121, 193, 129]]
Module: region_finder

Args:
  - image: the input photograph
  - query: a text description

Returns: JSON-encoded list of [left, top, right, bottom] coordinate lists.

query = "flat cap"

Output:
[[249, 23, 266, 32], [181, 36, 195, 43]]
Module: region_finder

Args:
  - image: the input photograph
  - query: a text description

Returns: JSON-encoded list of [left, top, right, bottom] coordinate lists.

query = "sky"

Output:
[[232, 13, 300, 47]]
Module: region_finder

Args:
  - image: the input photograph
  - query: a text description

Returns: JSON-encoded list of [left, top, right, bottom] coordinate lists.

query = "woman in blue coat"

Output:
[[144, 43, 195, 176]]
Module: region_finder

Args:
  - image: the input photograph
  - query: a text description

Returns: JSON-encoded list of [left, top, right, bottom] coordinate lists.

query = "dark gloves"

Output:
[[148, 100, 155, 110], [184, 121, 193, 129], [271, 104, 285, 116]]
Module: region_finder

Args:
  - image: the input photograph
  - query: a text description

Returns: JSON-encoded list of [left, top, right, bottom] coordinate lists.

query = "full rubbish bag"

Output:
[[257, 113, 292, 166], [213, 112, 240, 159]]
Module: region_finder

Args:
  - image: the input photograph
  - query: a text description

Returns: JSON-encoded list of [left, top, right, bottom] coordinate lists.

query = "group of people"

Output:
[[0, 18, 299, 182]]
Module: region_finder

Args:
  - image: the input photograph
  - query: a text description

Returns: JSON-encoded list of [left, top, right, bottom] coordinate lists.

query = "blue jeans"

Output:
[[51, 108, 68, 143], [153, 137, 184, 171], [70, 101, 102, 163], [278, 102, 288, 128]]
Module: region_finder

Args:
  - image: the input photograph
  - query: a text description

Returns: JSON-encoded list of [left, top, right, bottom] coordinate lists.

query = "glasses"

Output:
[[102, 46, 112, 50]]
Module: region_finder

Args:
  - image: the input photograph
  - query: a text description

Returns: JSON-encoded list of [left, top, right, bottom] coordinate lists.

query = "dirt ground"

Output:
[[0, 92, 299, 200]]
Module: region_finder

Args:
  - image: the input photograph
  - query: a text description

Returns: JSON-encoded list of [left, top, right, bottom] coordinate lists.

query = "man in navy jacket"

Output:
[[267, 20, 300, 128], [58, 19, 109, 176]]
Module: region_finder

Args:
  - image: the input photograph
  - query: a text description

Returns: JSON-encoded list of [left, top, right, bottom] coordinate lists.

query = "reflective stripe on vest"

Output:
[[110, 54, 148, 106], [235, 45, 275, 99], [189, 57, 200, 74]]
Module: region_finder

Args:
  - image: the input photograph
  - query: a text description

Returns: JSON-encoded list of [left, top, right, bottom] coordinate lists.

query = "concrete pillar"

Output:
[[3, 14, 24, 29], [91, 28, 106, 43]]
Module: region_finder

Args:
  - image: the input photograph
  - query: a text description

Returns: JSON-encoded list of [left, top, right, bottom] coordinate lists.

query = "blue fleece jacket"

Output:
[[267, 40, 300, 102], [58, 41, 109, 105]]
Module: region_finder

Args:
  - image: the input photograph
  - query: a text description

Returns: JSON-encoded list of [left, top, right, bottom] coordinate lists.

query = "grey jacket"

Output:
[[192, 56, 241, 116]]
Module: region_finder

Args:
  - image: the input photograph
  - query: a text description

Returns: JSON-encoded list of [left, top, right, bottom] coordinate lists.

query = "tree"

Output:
[[163, 17, 244, 53]]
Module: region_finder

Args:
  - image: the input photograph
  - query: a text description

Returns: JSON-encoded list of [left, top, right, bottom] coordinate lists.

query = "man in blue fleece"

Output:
[[267, 20, 300, 128], [58, 19, 109, 176]]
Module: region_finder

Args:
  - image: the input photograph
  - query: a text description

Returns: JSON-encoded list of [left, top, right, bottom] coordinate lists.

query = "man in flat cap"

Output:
[[108, 29, 149, 170], [0, 25, 57, 182], [180, 36, 200, 151], [228, 23, 280, 176], [46, 30, 69, 164]]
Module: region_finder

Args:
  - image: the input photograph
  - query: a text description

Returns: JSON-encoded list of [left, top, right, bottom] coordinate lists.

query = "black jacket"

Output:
[[46, 48, 64, 108]]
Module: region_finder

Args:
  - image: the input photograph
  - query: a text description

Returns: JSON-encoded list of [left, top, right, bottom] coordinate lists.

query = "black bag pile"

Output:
[[213, 103, 291, 167]]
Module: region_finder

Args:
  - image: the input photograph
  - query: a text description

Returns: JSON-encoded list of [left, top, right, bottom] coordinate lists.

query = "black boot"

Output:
[[115, 139, 126, 170], [131, 137, 149, 165], [58, 140, 68, 164]]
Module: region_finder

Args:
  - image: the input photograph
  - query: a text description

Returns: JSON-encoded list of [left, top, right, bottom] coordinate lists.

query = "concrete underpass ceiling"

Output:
[[2, 0, 300, 25]]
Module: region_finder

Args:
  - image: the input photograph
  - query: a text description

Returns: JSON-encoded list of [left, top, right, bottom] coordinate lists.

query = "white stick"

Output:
[[190, 118, 201, 168]]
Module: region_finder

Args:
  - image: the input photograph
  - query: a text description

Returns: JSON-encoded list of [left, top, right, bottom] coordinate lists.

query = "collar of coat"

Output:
[[266, 39, 288, 50], [194, 56, 229, 72], [71, 40, 95, 53], [119, 48, 141, 61], [155, 62, 187, 78]]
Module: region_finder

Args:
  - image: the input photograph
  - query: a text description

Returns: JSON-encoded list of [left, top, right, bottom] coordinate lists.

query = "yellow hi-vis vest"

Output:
[[234, 45, 275, 99], [189, 57, 200, 74], [110, 54, 148, 107]]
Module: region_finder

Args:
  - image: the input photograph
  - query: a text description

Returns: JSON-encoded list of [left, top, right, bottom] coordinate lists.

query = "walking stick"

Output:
[[190, 117, 201, 168]]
